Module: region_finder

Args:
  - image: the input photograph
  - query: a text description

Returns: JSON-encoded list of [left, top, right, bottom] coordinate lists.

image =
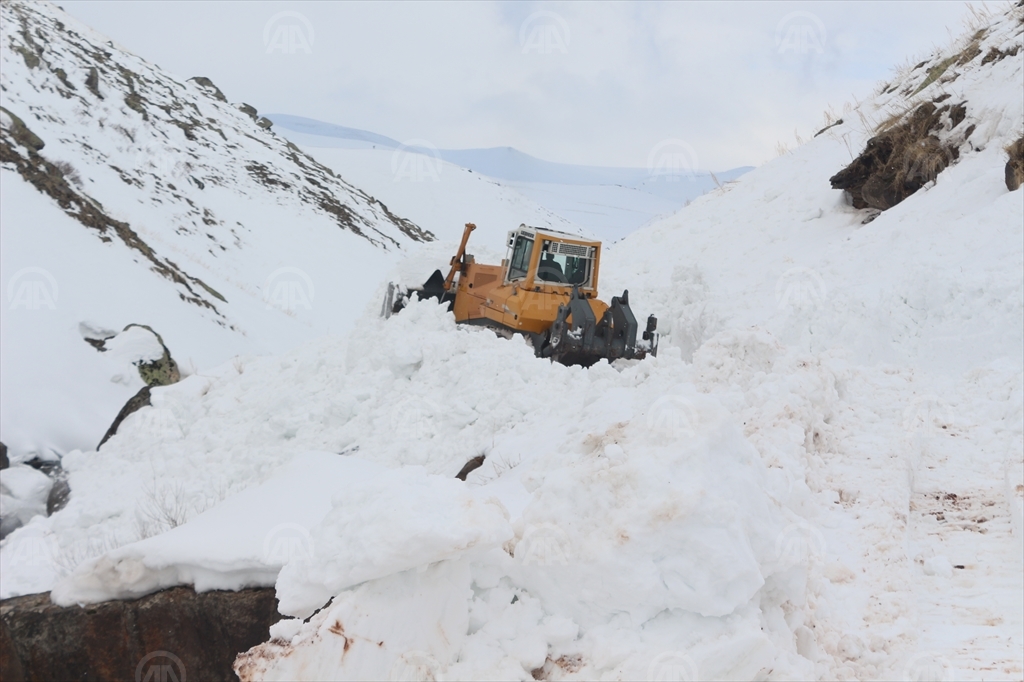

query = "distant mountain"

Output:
[[268, 114, 753, 239]]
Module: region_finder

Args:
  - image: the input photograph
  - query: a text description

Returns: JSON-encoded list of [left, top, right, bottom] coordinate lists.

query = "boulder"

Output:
[[1006, 136, 1023, 191], [187, 76, 227, 102], [1, 587, 279, 682]]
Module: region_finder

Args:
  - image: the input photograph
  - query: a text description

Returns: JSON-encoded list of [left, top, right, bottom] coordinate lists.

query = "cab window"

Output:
[[508, 235, 534, 280], [536, 241, 592, 286]]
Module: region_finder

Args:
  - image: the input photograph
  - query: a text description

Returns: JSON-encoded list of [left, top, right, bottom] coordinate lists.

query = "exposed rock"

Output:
[[1, 587, 279, 682], [814, 118, 843, 138], [456, 454, 486, 480], [1006, 136, 1024, 191], [256, 116, 273, 130], [46, 476, 70, 515], [829, 101, 965, 210], [98, 385, 151, 449], [84, 65, 101, 98], [236, 103, 258, 121], [0, 106, 44, 151], [0, 443, 8, 470], [187, 76, 227, 102], [123, 324, 181, 387]]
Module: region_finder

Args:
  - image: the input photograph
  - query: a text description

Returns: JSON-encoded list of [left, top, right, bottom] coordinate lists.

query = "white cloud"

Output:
[[60, 0, 984, 169]]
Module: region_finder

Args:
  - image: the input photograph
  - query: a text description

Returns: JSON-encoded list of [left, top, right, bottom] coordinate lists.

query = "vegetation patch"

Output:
[[830, 102, 966, 210]]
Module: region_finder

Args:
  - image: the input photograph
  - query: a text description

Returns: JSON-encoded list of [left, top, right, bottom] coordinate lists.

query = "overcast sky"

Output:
[[60, 1, 984, 170]]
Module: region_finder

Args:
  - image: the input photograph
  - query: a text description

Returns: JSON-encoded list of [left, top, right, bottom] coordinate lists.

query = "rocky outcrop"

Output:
[[829, 100, 969, 210], [0, 587, 279, 682], [0, 443, 8, 470], [1006, 136, 1024, 191], [98, 386, 151, 449]]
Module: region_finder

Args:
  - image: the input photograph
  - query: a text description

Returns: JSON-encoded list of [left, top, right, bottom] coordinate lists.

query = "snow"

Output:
[[270, 115, 753, 241], [1, 1, 1022, 680]]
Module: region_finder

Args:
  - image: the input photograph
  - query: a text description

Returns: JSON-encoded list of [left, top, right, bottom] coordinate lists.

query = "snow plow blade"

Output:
[[543, 287, 657, 366]]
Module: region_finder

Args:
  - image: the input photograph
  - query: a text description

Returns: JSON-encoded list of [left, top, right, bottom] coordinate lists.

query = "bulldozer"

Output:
[[382, 223, 658, 367]]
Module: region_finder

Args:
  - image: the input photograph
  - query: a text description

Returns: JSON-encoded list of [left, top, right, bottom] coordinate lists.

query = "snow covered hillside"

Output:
[[0, 0, 436, 459], [1, 2, 1021, 682], [270, 114, 752, 241]]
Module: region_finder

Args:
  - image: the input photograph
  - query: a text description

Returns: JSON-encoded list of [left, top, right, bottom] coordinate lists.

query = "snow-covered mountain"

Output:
[[1, 2, 1022, 681], [270, 114, 753, 241]]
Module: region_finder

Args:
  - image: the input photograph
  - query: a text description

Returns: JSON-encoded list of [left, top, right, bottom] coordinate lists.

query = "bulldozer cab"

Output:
[[504, 225, 600, 293]]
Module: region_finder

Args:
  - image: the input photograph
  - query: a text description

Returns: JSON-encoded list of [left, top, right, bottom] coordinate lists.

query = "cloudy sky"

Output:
[[61, 1, 984, 170]]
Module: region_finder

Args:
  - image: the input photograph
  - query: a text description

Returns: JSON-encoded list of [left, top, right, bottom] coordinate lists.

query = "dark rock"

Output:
[[0, 443, 8, 470], [98, 385, 151, 449], [236, 103, 258, 121], [256, 116, 273, 130], [187, 76, 227, 102], [829, 102, 962, 211], [814, 119, 843, 138], [84, 66, 101, 98], [1, 587, 279, 682], [23, 458, 60, 478], [456, 454, 486, 481], [1006, 136, 1024, 192], [0, 107, 44, 152], [46, 477, 70, 515], [122, 324, 181, 387]]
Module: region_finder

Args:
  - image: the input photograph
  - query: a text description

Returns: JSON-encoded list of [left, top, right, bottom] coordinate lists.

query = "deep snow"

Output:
[[1, 2, 1022, 681]]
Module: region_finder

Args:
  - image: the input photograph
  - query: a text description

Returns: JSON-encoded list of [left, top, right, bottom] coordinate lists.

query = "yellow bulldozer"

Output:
[[383, 223, 658, 367]]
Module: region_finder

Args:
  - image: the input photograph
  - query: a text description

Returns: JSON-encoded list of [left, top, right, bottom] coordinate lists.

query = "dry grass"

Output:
[[50, 159, 82, 187]]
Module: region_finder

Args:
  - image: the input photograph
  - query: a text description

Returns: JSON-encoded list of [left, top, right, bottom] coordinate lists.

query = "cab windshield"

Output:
[[536, 240, 592, 286]]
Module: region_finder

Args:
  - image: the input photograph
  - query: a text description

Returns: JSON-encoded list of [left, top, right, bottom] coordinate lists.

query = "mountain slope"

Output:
[[0, 3, 1021, 682], [0, 0, 431, 458], [269, 114, 754, 239]]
